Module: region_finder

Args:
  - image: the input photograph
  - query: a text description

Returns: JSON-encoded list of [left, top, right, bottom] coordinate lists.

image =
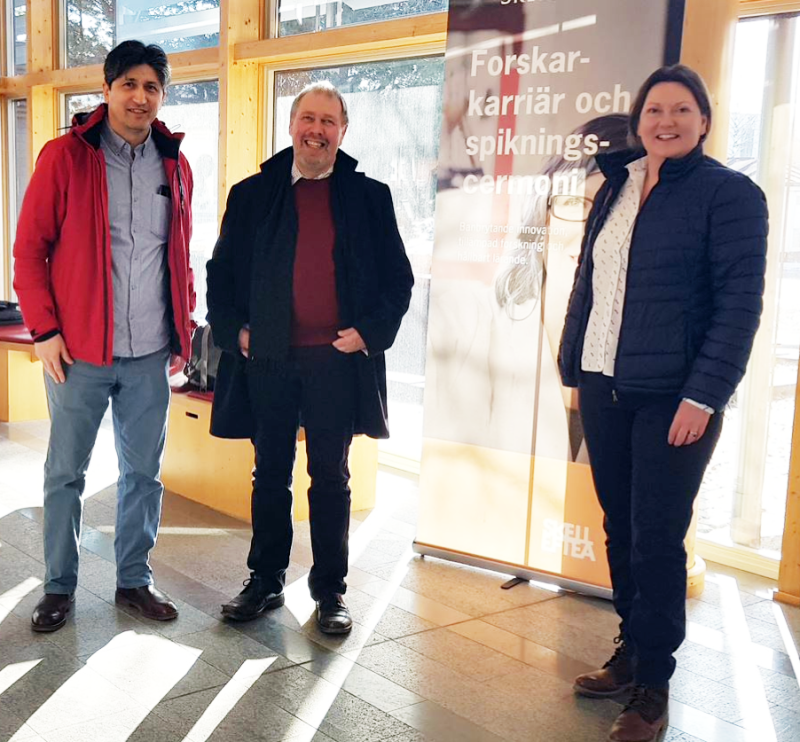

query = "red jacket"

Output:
[[13, 104, 195, 366]]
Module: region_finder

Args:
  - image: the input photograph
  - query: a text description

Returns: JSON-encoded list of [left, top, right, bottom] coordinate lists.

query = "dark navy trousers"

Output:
[[245, 345, 356, 600], [578, 372, 723, 687]]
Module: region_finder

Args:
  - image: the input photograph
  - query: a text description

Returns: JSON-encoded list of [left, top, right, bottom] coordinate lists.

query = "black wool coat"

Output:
[[206, 147, 414, 439], [558, 146, 768, 411]]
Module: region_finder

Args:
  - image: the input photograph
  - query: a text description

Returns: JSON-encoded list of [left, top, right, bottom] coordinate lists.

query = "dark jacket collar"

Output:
[[260, 146, 360, 179], [596, 144, 705, 183], [71, 103, 184, 159]]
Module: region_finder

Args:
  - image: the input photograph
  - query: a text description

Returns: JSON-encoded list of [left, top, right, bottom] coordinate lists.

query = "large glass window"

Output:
[[278, 0, 447, 37], [7, 0, 27, 75], [274, 57, 445, 461], [64, 1, 220, 68], [697, 13, 800, 560], [64, 81, 219, 323], [6, 99, 30, 298], [65, 92, 104, 120], [10, 99, 29, 219], [159, 80, 219, 323]]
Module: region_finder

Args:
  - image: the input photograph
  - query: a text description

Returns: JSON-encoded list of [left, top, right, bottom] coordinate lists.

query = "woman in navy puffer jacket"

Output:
[[559, 65, 768, 742]]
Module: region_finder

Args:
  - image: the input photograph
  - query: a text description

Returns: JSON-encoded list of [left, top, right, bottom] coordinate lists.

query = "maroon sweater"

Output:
[[291, 178, 340, 346]]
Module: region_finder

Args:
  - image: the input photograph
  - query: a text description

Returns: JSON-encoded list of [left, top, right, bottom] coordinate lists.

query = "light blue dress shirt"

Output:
[[100, 121, 171, 358]]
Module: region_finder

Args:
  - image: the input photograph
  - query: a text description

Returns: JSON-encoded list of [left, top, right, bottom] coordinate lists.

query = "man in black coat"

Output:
[[206, 82, 413, 633]]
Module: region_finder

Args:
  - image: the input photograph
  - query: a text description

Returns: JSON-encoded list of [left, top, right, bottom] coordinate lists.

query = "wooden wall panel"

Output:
[[27, 1, 58, 169], [29, 84, 56, 165], [740, 0, 800, 15], [777, 378, 800, 605], [219, 0, 263, 206], [681, 0, 739, 162], [236, 13, 448, 66], [28, 0, 57, 74]]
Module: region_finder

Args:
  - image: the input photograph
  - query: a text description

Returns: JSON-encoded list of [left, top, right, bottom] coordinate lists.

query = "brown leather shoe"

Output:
[[115, 585, 178, 621], [608, 685, 669, 742], [31, 593, 75, 633], [574, 635, 635, 698]]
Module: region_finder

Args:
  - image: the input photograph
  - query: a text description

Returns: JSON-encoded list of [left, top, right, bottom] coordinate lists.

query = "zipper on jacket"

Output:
[[93, 145, 112, 365], [573, 182, 615, 381], [612, 389, 618, 403], [611, 180, 660, 391], [170, 158, 189, 357], [177, 165, 185, 214]]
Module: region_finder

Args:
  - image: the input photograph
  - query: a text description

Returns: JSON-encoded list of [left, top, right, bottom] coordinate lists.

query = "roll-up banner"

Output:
[[417, 0, 686, 595]]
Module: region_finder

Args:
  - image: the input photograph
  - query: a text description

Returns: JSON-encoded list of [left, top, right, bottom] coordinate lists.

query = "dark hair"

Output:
[[628, 64, 712, 147], [495, 114, 631, 310], [104, 40, 171, 89]]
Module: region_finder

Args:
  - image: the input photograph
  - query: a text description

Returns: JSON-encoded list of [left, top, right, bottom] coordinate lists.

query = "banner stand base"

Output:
[[412, 541, 613, 601]]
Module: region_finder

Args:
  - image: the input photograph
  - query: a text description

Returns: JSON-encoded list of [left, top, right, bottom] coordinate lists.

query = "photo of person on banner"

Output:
[[427, 114, 630, 461], [494, 113, 630, 463]]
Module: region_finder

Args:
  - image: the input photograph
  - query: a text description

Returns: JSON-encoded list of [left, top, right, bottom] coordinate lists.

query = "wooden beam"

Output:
[[777, 372, 800, 604], [1, 46, 219, 97], [0, 76, 26, 97], [29, 84, 57, 164], [168, 47, 220, 82], [1, 98, 9, 299], [236, 13, 448, 67], [26, 1, 58, 174], [28, 0, 57, 74], [739, 0, 800, 16], [218, 0, 263, 209], [682, 0, 739, 163]]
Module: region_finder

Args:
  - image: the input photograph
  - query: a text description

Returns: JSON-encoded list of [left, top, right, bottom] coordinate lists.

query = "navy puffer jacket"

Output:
[[558, 146, 768, 411]]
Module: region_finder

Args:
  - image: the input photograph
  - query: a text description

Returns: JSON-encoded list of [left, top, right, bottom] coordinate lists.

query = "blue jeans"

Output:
[[43, 348, 170, 594]]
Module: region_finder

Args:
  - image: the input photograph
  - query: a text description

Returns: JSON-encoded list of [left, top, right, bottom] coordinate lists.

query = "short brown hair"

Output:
[[289, 82, 348, 126], [628, 64, 712, 148]]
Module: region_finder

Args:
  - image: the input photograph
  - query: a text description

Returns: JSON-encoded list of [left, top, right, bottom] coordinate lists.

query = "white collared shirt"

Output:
[[291, 161, 334, 185], [581, 157, 647, 376]]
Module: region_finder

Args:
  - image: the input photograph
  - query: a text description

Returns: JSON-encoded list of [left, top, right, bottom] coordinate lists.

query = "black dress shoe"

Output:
[[221, 578, 285, 622], [115, 585, 178, 621], [31, 593, 75, 633], [315, 594, 353, 635]]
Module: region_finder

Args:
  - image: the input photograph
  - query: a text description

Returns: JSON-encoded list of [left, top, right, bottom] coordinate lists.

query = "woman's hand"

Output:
[[668, 400, 712, 446]]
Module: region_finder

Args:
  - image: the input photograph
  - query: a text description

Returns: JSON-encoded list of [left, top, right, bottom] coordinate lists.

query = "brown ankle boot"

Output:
[[574, 635, 635, 698], [608, 685, 669, 742]]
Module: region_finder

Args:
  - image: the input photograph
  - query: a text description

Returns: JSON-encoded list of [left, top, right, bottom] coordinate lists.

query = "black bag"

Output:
[[185, 324, 221, 392], [0, 301, 23, 325]]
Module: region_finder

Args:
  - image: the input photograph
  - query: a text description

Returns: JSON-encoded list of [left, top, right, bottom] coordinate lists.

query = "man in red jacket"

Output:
[[13, 40, 194, 633]]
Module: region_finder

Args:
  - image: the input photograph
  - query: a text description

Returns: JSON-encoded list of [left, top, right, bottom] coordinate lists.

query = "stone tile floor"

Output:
[[1, 418, 799, 741]]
